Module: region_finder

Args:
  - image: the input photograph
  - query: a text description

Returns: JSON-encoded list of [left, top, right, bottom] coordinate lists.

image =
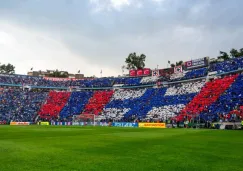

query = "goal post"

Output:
[[72, 114, 96, 126]]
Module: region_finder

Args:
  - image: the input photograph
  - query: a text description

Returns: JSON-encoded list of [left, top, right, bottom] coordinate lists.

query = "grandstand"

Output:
[[0, 56, 243, 126], [1, 55, 243, 171]]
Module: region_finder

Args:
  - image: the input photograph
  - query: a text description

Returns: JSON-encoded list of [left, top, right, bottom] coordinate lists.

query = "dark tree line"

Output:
[[217, 48, 243, 61], [125, 52, 146, 70], [49, 70, 69, 78], [0, 63, 15, 74], [169, 48, 243, 68]]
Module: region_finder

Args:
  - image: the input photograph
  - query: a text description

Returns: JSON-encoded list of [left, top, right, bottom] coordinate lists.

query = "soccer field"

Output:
[[0, 126, 242, 171]]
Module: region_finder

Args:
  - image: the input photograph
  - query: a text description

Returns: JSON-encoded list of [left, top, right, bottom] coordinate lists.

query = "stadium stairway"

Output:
[[180, 74, 238, 118]]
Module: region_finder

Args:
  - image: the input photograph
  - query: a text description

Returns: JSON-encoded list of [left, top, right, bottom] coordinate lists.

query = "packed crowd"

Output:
[[140, 76, 159, 85], [59, 91, 93, 120], [200, 74, 243, 121], [1, 57, 243, 123], [0, 88, 47, 122], [170, 68, 208, 81], [180, 74, 238, 118], [210, 57, 243, 73], [1, 57, 243, 89], [103, 81, 205, 122], [38, 91, 71, 120], [71, 78, 114, 88], [0, 74, 242, 122], [82, 90, 113, 115], [0, 75, 70, 87]]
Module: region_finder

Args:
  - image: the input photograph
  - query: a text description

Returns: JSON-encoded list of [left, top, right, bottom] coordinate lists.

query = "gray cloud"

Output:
[[1, 0, 243, 75]]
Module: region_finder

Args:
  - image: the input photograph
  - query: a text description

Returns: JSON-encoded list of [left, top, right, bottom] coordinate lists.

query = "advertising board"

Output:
[[129, 70, 137, 76], [72, 122, 109, 126], [136, 69, 143, 76], [40, 122, 49, 125], [138, 123, 166, 128], [51, 122, 72, 126], [112, 122, 138, 128], [10, 122, 30, 125], [185, 57, 208, 69], [0, 121, 7, 125], [143, 68, 151, 75]]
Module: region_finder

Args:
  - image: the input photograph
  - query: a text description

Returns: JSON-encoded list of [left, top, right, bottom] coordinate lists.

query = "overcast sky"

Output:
[[0, 0, 243, 77]]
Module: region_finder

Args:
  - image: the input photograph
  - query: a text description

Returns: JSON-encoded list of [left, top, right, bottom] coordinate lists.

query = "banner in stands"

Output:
[[139, 123, 166, 128], [51, 122, 109, 126], [143, 68, 151, 76], [40, 122, 49, 125], [10, 122, 30, 125], [174, 66, 183, 73], [51, 122, 72, 126], [86, 122, 109, 126], [159, 68, 174, 76], [185, 57, 208, 69], [112, 122, 138, 128], [72, 122, 109, 126], [0, 121, 7, 125], [129, 70, 137, 76], [136, 69, 143, 76], [129, 68, 151, 77], [43, 77, 83, 81], [152, 70, 160, 76]]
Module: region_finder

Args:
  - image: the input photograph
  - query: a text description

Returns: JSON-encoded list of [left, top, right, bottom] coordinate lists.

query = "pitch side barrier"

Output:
[[112, 122, 167, 128], [10, 122, 31, 125], [0, 121, 7, 125], [9, 122, 50, 125], [112, 122, 138, 128], [50, 121, 110, 126]]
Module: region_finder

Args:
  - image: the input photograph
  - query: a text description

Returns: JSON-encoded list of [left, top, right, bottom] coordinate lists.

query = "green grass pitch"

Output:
[[0, 126, 243, 171]]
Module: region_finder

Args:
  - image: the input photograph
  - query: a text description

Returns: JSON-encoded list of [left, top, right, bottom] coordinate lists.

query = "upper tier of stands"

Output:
[[209, 57, 243, 73], [170, 68, 208, 81], [0, 57, 242, 89]]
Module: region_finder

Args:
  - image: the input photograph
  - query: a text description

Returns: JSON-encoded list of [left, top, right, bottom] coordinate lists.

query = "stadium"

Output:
[[1, 54, 243, 170], [1, 1, 243, 171]]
